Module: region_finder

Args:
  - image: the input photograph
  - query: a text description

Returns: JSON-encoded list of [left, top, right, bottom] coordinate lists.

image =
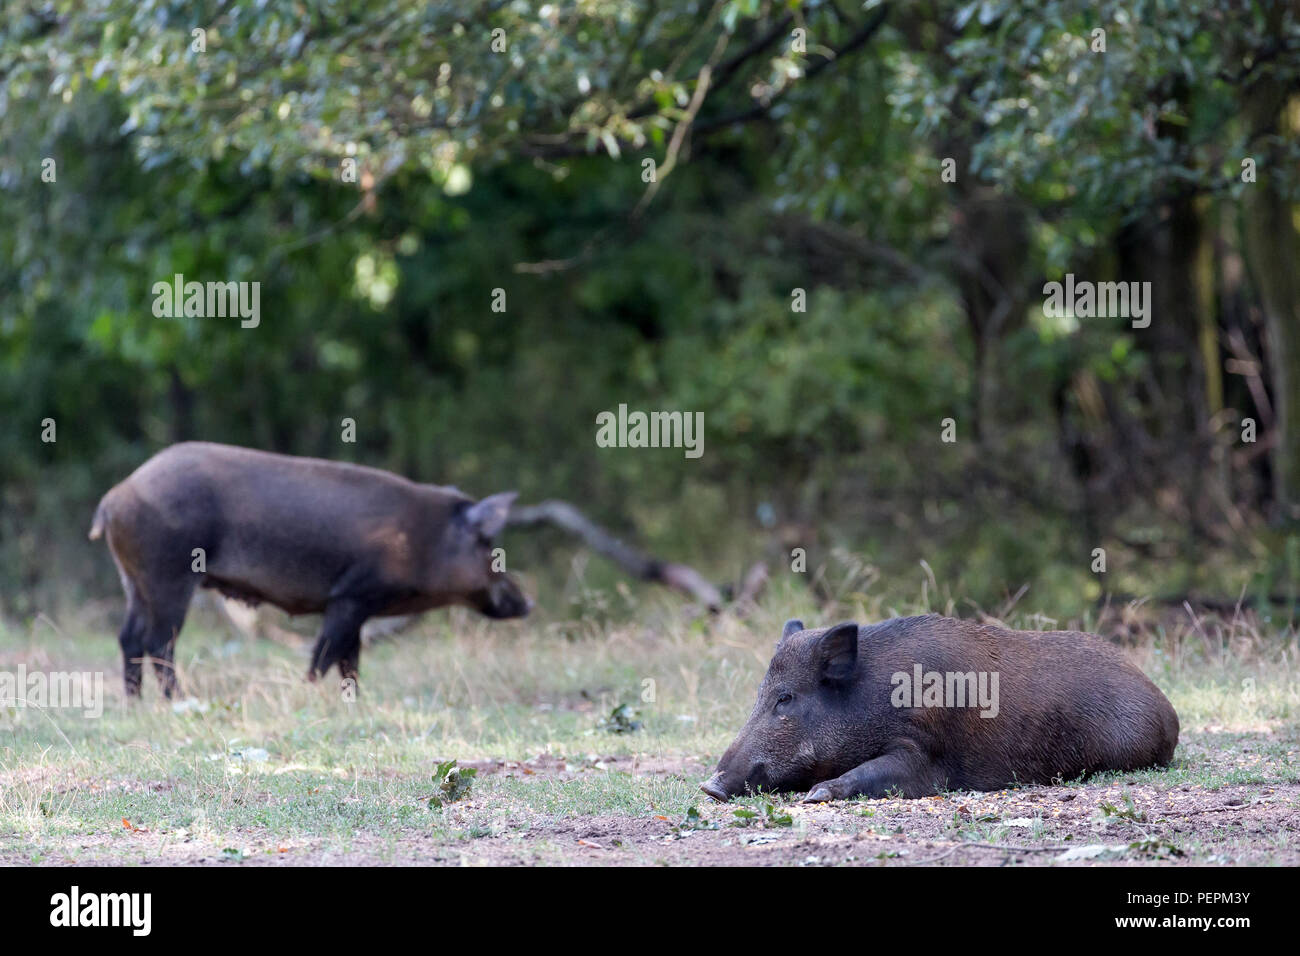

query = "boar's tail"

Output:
[[88, 498, 108, 541]]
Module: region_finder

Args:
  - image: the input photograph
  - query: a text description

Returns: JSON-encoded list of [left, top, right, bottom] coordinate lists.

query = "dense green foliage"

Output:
[[3, 1, 1299, 619]]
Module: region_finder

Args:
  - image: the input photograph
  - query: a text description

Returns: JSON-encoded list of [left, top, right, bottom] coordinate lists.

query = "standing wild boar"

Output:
[[89, 442, 531, 697], [701, 615, 1178, 801]]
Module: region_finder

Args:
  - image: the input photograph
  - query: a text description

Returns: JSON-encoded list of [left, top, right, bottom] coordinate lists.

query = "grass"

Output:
[[1, 584, 1297, 865]]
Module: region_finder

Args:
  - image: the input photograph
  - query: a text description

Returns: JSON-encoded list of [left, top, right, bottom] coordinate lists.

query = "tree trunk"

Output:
[[1242, 77, 1300, 525]]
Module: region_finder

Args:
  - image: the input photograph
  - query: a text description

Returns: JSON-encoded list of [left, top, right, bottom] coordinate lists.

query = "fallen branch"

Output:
[[734, 561, 770, 609], [507, 499, 725, 610]]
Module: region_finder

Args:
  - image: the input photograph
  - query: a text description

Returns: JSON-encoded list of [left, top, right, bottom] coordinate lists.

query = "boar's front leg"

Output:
[[307, 598, 370, 688], [803, 743, 944, 801]]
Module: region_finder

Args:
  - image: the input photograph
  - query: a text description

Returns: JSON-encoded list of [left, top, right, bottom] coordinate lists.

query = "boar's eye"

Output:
[[775, 692, 793, 708]]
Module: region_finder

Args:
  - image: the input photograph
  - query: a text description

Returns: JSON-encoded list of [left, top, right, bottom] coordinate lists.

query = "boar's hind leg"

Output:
[[307, 599, 368, 687], [803, 744, 941, 802], [143, 580, 196, 699], [118, 600, 147, 698]]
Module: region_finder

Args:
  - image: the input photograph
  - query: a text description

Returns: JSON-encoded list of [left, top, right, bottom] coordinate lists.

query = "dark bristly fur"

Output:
[[90, 442, 530, 697], [702, 615, 1179, 801]]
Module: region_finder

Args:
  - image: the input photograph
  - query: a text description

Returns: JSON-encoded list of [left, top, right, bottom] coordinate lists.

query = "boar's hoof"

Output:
[[803, 786, 834, 803]]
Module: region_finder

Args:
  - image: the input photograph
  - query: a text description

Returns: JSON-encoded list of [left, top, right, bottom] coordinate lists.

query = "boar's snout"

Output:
[[699, 773, 730, 802], [480, 574, 532, 619], [699, 755, 767, 801]]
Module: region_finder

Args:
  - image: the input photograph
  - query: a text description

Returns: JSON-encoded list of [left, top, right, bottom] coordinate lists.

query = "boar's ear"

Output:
[[780, 619, 804, 644], [464, 491, 518, 538], [814, 622, 858, 682]]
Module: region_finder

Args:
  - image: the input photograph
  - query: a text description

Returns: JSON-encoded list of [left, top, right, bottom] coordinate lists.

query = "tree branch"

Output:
[[507, 499, 725, 610]]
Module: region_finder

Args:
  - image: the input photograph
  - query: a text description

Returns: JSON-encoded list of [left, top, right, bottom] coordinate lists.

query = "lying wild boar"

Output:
[[90, 442, 531, 696], [701, 615, 1178, 801]]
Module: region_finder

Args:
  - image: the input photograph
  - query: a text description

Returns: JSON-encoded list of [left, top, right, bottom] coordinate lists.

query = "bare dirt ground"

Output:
[[16, 733, 1297, 867], [434, 752, 1299, 867]]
